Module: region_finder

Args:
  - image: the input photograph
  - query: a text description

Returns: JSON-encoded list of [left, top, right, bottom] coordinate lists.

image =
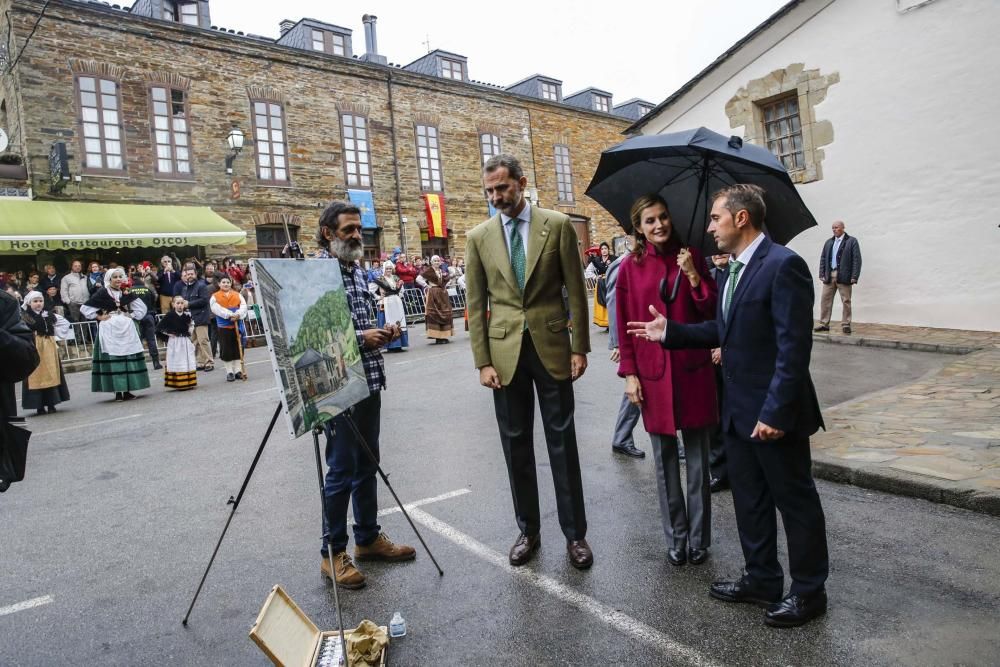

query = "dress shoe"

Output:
[[47, 405, 57, 413], [765, 590, 828, 628], [842, 326, 852, 335], [567, 539, 593, 570], [354, 532, 416, 562], [152, 360, 162, 370], [122, 392, 137, 401], [710, 477, 730, 493], [321, 551, 366, 590], [667, 547, 687, 566], [710, 576, 782, 607], [689, 548, 709, 565], [508, 533, 540, 566], [234, 371, 243, 380], [612, 443, 645, 458], [814, 324, 830, 332]]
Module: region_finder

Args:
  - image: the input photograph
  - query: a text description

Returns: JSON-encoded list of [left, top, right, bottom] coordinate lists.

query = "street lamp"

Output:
[[225, 126, 244, 174]]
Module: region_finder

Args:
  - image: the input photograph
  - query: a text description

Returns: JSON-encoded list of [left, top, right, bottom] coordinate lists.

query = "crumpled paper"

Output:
[[346, 620, 389, 665]]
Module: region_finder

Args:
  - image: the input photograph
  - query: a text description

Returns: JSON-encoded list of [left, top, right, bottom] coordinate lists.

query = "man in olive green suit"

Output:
[[465, 154, 594, 570]]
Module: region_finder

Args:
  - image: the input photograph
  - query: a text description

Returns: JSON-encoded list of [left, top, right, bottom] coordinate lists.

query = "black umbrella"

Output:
[[585, 127, 818, 257]]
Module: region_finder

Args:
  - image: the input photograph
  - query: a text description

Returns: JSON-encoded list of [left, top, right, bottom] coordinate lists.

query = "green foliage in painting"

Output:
[[290, 289, 361, 366]]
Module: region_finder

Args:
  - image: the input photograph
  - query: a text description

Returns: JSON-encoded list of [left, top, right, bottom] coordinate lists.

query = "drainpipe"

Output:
[[387, 70, 406, 255]]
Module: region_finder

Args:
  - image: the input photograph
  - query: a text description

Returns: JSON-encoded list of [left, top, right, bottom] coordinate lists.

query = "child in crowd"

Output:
[[156, 294, 198, 391]]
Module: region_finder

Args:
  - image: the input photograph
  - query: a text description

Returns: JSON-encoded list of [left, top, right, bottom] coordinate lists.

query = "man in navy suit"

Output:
[[627, 184, 829, 628]]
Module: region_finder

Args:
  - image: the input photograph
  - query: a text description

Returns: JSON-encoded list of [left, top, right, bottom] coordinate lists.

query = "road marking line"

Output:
[[0, 595, 53, 617], [33, 414, 144, 437], [408, 508, 722, 667], [247, 360, 271, 366], [376, 488, 471, 517], [393, 349, 462, 366], [247, 387, 278, 396]]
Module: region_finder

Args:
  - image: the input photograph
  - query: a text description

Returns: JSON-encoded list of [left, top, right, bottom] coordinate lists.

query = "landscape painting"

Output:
[[250, 258, 370, 438]]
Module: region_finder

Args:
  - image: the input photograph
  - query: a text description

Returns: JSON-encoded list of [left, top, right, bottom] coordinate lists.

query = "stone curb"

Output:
[[812, 456, 1000, 518], [812, 333, 978, 355]]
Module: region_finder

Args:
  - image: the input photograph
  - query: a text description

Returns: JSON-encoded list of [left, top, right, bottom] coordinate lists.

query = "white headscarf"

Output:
[[382, 261, 395, 272], [21, 290, 44, 312], [104, 267, 127, 285]]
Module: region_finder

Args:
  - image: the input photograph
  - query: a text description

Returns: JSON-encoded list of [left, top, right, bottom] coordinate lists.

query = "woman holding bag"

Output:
[[20, 291, 71, 415]]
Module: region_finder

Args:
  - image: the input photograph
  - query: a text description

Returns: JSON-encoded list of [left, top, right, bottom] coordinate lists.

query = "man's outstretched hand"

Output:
[[626, 305, 668, 343]]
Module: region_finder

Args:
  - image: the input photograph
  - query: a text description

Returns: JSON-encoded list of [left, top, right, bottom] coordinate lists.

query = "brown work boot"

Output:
[[354, 533, 416, 562], [321, 551, 367, 590]]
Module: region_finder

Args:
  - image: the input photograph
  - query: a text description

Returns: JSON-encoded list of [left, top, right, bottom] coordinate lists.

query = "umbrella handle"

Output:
[[659, 269, 684, 305]]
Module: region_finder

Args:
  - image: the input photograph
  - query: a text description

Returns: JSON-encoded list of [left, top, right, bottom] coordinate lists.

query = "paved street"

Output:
[[2, 328, 999, 666]]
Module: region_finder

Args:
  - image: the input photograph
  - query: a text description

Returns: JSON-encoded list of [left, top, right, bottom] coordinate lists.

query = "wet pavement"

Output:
[[1, 328, 998, 666]]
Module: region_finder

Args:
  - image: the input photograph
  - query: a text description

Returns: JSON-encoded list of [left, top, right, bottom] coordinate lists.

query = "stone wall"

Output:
[[3, 0, 630, 261]]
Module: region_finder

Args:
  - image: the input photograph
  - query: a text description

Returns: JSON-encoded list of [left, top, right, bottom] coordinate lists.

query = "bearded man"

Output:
[[312, 200, 414, 590]]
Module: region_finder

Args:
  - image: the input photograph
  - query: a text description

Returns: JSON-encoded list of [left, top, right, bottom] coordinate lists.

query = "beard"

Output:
[[332, 236, 364, 263]]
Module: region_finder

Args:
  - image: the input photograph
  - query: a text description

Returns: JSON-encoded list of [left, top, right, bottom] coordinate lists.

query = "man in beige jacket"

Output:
[[465, 154, 593, 570]]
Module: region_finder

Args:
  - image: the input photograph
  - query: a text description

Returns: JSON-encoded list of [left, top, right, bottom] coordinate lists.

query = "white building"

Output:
[[629, 0, 1000, 331]]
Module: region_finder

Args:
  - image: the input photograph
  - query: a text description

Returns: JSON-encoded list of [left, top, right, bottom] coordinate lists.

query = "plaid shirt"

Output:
[[318, 249, 385, 393]]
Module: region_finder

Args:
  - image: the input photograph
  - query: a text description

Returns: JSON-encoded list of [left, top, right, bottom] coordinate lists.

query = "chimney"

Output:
[[360, 14, 387, 65], [279, 19, 295, 37]]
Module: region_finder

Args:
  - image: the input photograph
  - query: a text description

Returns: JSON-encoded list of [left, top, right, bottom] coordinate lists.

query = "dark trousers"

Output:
[[138, 315, 159, 362], [208, 319, 218, 357], [725, 427, 829, 596], [321, 393, 382, 555], [493, 334, 587, 541], [708, 366, 727, 481]]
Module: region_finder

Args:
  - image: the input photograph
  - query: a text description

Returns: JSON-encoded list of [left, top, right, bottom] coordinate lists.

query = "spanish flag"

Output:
[[423, 193, 447, 238]]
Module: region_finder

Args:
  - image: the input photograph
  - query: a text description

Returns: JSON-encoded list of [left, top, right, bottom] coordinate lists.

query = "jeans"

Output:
[[321, 393, 382, 555]]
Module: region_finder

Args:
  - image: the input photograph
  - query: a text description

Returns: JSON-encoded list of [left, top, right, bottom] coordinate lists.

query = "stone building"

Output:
[[0, 0, 644, 272], [628, 0, 999, 331]]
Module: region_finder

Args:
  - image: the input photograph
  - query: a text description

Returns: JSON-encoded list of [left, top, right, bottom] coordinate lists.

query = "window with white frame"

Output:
[[342, 114, 371, 188], [311, 29, 346, 56], [479, 133, 501, 166], [440, 59, 463, 80], [594, 95, 610, 113], [162, 1, 198, 26], [416, 125, 442, 191], [540, 82, 559, 101], [554, 144, 573, 202], [639, 105, 651, 116], [252, 100, 289, 183], [311, 29, 324, 51], [77, 76, 124, 172], [150, 86, 192, 176]]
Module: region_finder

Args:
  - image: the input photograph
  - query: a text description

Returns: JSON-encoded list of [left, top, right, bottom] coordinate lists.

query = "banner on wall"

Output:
[[423, 193, 447, 238], [347, 189, 378, 229]]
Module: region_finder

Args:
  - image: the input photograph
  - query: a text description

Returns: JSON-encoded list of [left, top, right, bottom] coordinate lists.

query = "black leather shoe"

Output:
[[814, 325, 830, 332], [567, 539, 593, 569], [667, 547, 687, 566], [710, 576, 782, 607], [765, 590, 828, 628], [842, 326, 852, 335], [612, 443, 645, 458], [508, 533, 540, 566], [152, 360, 162, 370], [710, 477, 730, 493], [689, 548, 709, 565]]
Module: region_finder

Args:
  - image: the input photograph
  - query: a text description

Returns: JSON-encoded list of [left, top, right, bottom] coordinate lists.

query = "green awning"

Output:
[[0, 200, 247, 252]]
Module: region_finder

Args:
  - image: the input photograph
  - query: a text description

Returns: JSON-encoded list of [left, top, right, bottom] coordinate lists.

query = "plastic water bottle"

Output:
[[389, 611, 407, 638]]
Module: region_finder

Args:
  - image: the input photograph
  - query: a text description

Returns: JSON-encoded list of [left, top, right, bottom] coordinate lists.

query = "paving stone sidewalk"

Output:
[[814, 321, 1000, 354], [812, 324, 1000, 516]]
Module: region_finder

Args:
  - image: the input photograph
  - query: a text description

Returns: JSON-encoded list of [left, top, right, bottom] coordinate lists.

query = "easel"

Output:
[[182, 235, 444, 666]]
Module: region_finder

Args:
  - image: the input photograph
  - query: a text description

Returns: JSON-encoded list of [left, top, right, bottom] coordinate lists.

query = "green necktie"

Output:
[[723, 259, 744, 321], [509, 218, 526, 292]]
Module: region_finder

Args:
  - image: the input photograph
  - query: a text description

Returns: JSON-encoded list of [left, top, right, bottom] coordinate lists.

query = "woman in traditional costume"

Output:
[[20, 291, 71, 415], [374, 261, 409, 352], [209, 275, 248, 382], [81, 267, 150, 402], [156, 294, 198, 391], [589, 242, 614, 329], [421, 255, 453, 344]]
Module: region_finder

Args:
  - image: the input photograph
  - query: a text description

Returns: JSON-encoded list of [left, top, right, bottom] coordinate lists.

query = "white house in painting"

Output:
[[629, 0, 1000, 331]]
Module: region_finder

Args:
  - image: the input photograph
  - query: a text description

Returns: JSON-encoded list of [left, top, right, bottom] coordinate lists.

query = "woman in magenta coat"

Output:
[[616, 193, 718, 566]]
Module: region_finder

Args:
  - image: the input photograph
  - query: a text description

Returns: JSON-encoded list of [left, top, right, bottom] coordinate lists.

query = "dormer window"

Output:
[[594, 95, 611, 113], [311, 29, 346, 56], [440, 59, 463, 81], [639, 105, 651, 116], [540, 82, 559, 101], [163, 1, 198, 26]]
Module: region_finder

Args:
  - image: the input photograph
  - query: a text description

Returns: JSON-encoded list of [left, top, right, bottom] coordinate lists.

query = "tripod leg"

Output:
[[182, 402, 283, 626], [314, 426, 352, 667], [343, 414, 444, 576]]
